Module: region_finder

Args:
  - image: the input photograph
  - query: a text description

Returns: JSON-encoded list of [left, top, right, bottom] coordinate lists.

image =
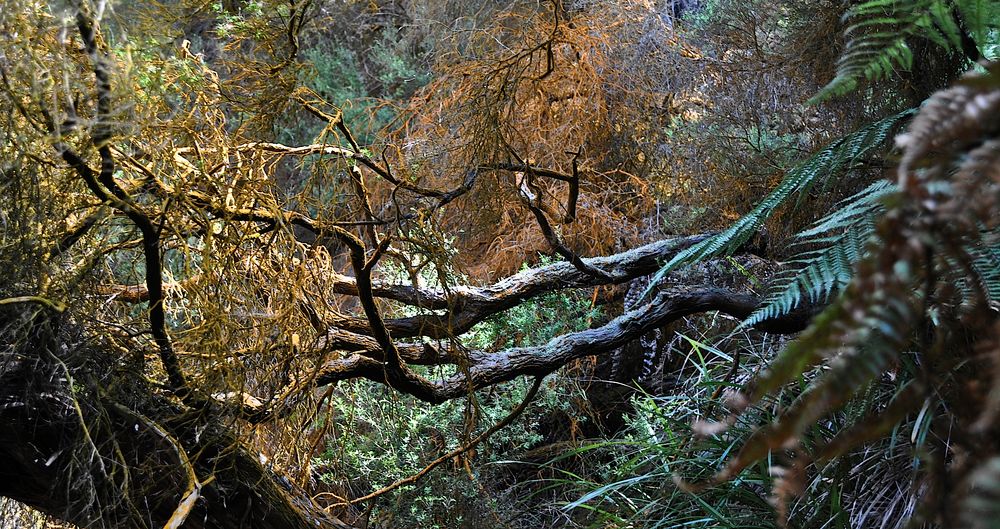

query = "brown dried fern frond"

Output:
[[896, 62, 1000, 189], [694, 60, 1000, 526]]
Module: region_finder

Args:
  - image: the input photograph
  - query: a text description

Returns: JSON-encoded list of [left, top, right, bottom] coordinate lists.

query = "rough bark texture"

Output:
[[312, 235, 814, 403], [317, 285, 815, 402], [0, 231, 815, 527], [0, 310, 352, 529]]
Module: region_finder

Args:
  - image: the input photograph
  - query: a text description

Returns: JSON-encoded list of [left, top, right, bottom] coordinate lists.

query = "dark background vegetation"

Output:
[[1, 1, 999, 528]]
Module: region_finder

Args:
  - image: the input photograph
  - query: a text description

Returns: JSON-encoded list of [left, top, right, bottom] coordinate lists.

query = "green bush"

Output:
[[314, 264, 599, 528]]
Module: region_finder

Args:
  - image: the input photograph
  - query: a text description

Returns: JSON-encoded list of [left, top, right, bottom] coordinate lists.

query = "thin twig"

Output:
[[338, 376, 544, 506]]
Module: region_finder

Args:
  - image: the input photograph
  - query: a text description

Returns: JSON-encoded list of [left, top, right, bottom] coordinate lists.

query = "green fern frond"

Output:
[[735, 222, 926, 412], [742, 181, 896, 327], [977, 242, 1000, 302], [794, 180, 897, 238], [717, 298, 914, 482], [954, 0, 999, 48], [642, 110, 912, 298], [809, 0, 972, 104], [957, 237, 1000, 303], [713, 60, 1000, 505], [814, 380, 925, 464]]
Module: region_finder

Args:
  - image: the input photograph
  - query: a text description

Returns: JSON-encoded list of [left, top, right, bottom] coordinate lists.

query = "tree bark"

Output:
[[0, 310, 354, 529], [0, 238, 815, 526], [317, 285, 816, 402]]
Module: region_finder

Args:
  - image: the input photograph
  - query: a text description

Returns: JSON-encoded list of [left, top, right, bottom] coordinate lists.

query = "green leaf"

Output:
[[809, 0, 976, 104], [641, 110, 912, 300], [743, 180, 897, 327]]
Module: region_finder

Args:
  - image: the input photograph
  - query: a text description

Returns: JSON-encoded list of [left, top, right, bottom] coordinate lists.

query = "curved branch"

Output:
[[103, 234, 716, 340], [66, 7, 188, 395], [324, 234, 714, 339], [519, 171, 612, 281], [317, 286, 817, 403]]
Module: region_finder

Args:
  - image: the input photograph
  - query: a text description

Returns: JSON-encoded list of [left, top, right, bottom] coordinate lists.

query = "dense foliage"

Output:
[[1, 1, 999, 528]]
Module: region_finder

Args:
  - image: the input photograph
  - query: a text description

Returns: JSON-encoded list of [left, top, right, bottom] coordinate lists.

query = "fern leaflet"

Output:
[[743, 180, 896, 327], [809, 0, 976, 103], [642, 110, 912, 298]]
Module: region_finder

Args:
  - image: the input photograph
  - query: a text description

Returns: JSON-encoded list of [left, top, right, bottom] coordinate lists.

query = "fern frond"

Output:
[[711, 59, 1000, 505], [643, 110, 912, 297], [813, 380, 925, 464], [946, 234, 1000, 306], [954, 0, 999, 48], [961, 457, 1000, 529], [742, 181, 896, 327], [717, 293, 915, 482], [972, 241, 1000, 303], [897, 63, 1000, 179], [684, 37, 1000, 526], [810, 0, 970, 104]]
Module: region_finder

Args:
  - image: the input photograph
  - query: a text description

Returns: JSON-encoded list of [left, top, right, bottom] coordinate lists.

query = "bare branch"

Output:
[[66, 7, 188, 395], [338, 376, 544, 506], [325, 234, 714, 339], [317, 286, 816, 403]]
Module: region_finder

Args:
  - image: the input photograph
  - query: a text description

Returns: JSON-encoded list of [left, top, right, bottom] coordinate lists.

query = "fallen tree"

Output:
[[0, 242, 809, 528], [0, 2, 823, 527]]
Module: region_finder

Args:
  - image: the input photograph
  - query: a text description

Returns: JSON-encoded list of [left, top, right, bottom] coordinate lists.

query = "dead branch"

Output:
[[316, 285, 816, 403]]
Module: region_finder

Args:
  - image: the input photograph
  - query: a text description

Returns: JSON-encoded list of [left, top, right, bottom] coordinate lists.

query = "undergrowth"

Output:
[[314, 278, 599, 529]]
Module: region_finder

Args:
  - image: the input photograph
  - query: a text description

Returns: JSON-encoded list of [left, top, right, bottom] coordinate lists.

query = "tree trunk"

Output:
[[0, 311, 353, 529]]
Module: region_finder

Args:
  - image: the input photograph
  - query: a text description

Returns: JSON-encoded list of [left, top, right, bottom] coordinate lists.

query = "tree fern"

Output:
[[962, 457, 1000, 529], [809, 0, 984, 104], [742, 180, 896, 327], [955, 0, 1000, 48], [970, 241, 1000, 303], [643, 110, 912, 297], [717, 307, 912, 483], [937, 234, 1000, 309], [700, 60, 1000, 524]]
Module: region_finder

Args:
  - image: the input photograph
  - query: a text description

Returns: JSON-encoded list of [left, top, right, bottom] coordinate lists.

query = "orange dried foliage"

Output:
[[367, 2, 703, 278]]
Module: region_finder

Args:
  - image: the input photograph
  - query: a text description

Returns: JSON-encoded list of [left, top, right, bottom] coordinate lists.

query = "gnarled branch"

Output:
[[317, 285, 816, 403]]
